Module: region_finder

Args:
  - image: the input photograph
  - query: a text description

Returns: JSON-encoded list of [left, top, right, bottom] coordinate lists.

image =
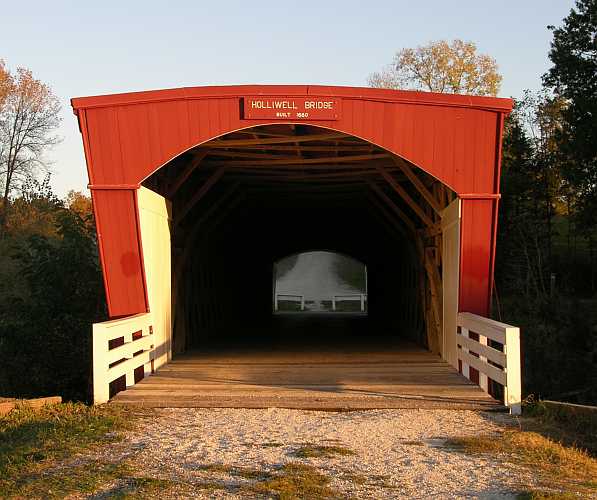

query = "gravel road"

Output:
[[100, 407, 538, 499]]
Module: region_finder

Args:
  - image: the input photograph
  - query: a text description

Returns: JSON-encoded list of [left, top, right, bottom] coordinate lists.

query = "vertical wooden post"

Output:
[[505, 327, 522, 415], [478, 334, 488, 392], [92, 324, 110, 404], [461, 326, 470, 379]]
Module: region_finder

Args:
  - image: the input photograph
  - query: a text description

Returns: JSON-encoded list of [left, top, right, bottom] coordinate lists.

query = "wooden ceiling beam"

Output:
[[214, 144, 378, 152], [174, 167, 227, 226], [366, 194, 412, 239], [367, 181, 417, 234], [207, 150, 302, 160], [393, 157, 443, 215], [205, 153, 390, 167], [203, 162, 397, 171], [176, 182, 241, 272], [205, 132, 349, 147], [166, 150, 209, 199], [375, 166, 434, 227]]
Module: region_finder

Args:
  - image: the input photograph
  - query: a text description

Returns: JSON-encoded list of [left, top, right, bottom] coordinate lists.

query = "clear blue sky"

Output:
[[1, 0, 573, 197]]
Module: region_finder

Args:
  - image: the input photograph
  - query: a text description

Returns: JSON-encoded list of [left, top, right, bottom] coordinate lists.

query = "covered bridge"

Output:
[[72, 85, 521, 413]]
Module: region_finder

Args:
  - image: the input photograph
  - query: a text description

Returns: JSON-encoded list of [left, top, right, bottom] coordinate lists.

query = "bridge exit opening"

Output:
[[273, 251, 368, 313]]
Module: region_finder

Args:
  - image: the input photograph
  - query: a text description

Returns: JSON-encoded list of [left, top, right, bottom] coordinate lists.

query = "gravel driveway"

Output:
[[95, 407, 538, 499]]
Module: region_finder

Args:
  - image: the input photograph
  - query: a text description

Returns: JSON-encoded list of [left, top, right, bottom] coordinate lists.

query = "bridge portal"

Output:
[[73, 85, 521, 412]]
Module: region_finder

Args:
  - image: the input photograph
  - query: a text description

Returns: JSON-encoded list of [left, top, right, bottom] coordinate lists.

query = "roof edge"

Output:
[[71, 84, 513, 113]]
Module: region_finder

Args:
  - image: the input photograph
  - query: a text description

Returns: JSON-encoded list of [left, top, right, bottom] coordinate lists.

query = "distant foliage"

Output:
[[496, 93, 597, 404], [543, 0, 597, 239], [0, 181, 104, 401], [0, 62, 61, 233], [332, 254, 367, 292], [369, 39, 502, 96]]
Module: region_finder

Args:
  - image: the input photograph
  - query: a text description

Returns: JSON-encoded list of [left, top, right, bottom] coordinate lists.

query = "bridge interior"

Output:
[[143, 124, 454, 356], [124, 123, 499, 409]]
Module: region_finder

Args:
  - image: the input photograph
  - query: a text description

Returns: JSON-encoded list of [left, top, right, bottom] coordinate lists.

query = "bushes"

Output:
[[499, 295, 597, 405], [0, 187, 105, 402]]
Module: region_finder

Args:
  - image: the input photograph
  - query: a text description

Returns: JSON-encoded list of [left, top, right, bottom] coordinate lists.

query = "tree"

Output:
[[0, 65, 61, 234], [0, 60, 10, 108], [0, 182, 105, 401], [369, 39, 502, 96], [543, 0, 597, 237]]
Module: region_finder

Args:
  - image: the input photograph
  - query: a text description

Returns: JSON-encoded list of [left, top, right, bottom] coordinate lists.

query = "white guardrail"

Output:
[[274, 293, 305, 311], [92, 313, 155, 404], [332, 294, 367, 312], [457, 312, 522, 415]]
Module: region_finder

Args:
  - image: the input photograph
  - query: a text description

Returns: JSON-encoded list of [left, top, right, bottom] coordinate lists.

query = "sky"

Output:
[[1, 0, 573, 197]]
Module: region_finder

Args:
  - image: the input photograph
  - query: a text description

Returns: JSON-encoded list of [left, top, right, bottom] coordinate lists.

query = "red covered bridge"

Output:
[[72, 85, 521, 413]]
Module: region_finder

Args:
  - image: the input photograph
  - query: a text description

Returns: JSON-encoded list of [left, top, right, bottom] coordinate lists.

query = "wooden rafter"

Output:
[[175, 182, 241, 275], [375, 166, 434, 227], [367, 181, 416, 234], [219, 144, 379, 152], [227, 168, 394, 180], [393, 157, 443, 215], [174, 167, 227, 226], [366, 194, 411, 239], [206, 132, 349, 148], [206, 153, 390, 168], [166, 150, 209, 199], [207, 150, 302, 161], [202, 162, 396, 171]]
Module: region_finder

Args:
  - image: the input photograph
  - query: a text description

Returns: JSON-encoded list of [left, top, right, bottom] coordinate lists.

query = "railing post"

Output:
[[461, 326, 470, 379], [360, 294, 365, 312], [274, 294, 279, 311], [332, 296, 336, 311], [92, 323, 110, 404], [300, 295, 305, 311], [478, 333, 488, 392], [505, 326, 522, 415]]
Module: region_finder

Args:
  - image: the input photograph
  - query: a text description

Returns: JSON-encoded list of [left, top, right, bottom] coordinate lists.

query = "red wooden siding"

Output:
[[91, 189, 147, 316], [72, 85, 512, 319]]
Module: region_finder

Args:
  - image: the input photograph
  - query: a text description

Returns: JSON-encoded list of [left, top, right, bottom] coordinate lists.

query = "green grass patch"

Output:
[[447, 430, 597, 496], [292, 444, 357, 459], [524, 401, 597, 455], [261, 442, 284, 448], [242, 462, 334, 499], [196, 463, 271, 480], [0, 402, 140, 498], [516, 491, 578, 499], [105, 476, 183, 499]]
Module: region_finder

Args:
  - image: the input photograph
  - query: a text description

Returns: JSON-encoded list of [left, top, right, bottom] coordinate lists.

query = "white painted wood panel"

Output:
[[441, 198, 461, 369], [137, 187, 173, 371]]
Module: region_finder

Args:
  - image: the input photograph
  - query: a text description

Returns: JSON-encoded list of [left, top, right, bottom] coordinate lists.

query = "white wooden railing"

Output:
[[274, 293, 305, 311], [92, 313, 155, 404], [457, 312, 522, 414], [332, 293, 367, 312]]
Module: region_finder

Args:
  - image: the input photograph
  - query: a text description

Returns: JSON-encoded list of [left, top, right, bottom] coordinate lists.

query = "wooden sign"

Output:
[[242, 96, 341, 121]]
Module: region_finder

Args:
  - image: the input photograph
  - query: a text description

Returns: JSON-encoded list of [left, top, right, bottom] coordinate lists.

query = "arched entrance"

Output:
[[73, 86, 521, 412]]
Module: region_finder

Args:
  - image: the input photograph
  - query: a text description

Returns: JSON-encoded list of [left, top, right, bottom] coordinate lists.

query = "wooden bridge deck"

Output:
[[112, 340, 502, 410]]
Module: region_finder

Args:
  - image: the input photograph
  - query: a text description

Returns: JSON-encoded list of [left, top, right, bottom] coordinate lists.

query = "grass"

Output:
[[446, 429, 597, 496], [197, 461, 337, 499], [291, 444, 357, 459], [524, 401, 597, 455], [242, 462, 335, 499], [516, 491, 578, 499], [196, 462, 270, 480], [0, 402, 127, 477], [0, 402, 174, 499]]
